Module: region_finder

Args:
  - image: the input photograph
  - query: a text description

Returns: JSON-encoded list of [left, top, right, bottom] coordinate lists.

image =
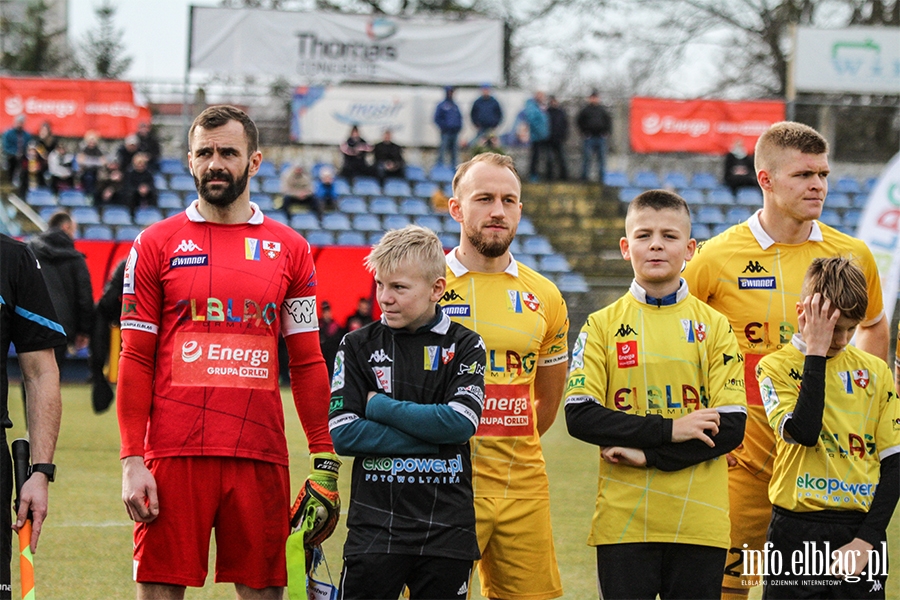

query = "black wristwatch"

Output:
[[29, 463, 56, 482]]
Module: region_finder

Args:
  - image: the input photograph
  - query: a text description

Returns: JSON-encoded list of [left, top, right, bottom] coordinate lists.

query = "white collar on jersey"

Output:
[[629, 278, 690, 304], [379, 307, 452, 334], [445, 247, 519, 278], [748, 209, 824, 250], [186, 199, 265, 224]]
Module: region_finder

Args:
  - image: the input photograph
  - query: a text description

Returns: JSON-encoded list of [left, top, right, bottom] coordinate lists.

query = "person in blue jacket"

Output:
[[434, 87, 463, 168], [523, 91, 549, 181], [470, 85, 503, 147]]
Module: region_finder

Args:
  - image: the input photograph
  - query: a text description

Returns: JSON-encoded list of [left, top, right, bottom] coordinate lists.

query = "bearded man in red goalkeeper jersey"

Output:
[[117, 105, 338, 600]]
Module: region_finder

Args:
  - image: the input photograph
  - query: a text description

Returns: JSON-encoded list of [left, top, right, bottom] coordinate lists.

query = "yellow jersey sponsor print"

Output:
[[445, 250, 568, 499], [683, 213, 885, 479], [759, 339, 900, 513], [566, 285, 746, 547]]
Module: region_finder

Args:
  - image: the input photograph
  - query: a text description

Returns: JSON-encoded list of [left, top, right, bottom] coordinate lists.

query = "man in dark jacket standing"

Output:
[[470, 84, 503, 147], [434, 87, 462, 168], [26, 211, 93, 371], [576, 90, 612, 183], [545, 96, 569, 181]]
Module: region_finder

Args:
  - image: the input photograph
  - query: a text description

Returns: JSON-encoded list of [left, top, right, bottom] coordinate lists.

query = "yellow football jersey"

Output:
[[683, 213, 884, 480], [566, 282, 746, 547], [444, 250, 569, 499], [758, 337, 900, 512]]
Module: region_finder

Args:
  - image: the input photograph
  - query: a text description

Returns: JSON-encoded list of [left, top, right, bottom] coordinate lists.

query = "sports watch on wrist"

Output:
[[29, 463, 56, 482]]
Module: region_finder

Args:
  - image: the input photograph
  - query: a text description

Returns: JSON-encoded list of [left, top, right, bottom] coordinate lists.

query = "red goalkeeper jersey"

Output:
[[119, 202, 321, 465]]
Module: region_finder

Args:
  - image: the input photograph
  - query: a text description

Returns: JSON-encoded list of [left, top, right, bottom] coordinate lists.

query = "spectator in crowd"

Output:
[[136, 121, 162, 173], [280, 163, 322, 217], [116, 135, 140, 174], [26, 211, 93, 372], [470, 84, 503, 147], [576, 90, 613, 183], [19, 142, 44, 200], [94, 159, 126, 208], [339, 125, 376, 182], [122, 153, 157, 213], [373, 128, 405, 183], [34, 122, 57, 187], [77, 131, 105, 196], [46, 142, 75, 194], [434, 86, 462, 168], [723, 138, 758, 196], [345, 297, 375, 333], [2, 115, 31, 187], [315, 165, 337, 212], [545, 96, 569, 181], [318, 301, 343, 379], [523, 91, 550, 181], [90, 257, 126, 414]]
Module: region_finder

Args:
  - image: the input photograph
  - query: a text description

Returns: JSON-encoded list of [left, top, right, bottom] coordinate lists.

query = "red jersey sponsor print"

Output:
[[171, 331, 277, 390], [617, 341, 638, 368], [476, 384, 532, 436]]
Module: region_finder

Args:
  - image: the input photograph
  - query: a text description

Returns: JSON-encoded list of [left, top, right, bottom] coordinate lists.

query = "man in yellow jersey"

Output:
[[682, 121, 889, 599], [444, 152, 568, 600], [895, 323, 899, 398]]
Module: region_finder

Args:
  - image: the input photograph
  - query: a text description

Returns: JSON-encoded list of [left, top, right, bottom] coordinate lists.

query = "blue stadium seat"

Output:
[[414, 215, 443, 232], [680, 189, 705, 205], [827, 192, 852, 209], [517, 219, 536, 236], [102, 206, 133, 226], [38, 207, 57, 222], [369, 197, 398, 215], [157, 192, 184, 210], [337, 196, 367, 214], [290, 213, 320, 231], [429, 165, 455, 183], [864, 177, 878, 193], [405, 165, 427, 182], [154, 174, 168, 190], [603, 171, 629, 187], [690, 172, 719, 190], [843, 209, 862, 228], [165, 208, 182, 218], [383, 180, 412, 197], [522, 236, 553, 255], [261, 178, 282, 194], [336, 231, 367, 247], [819, 209, 841, 228], [353, 177, 381, 196], [351, 214, 382, 232], [833, 176, 861, 195], [691, 223, 712, 240], [134, 207, 164, 227], [399, 197, 429, 216], [306, 230, 334, 246], [516, 253, 539, 270], [82, 224, 113, 240], [725, 207, 752, 224], [697, 206, 725, 225], [257, 161, 278, 178], [368, 231, 387, 245], [311, 163, 336, 179], [633, 171, 660, 188], [159, 158, 187, 175], [247, 178, 261, 193], [264, 211, 289, 226], [333, 179, 352, 196], [712, 222, 730, 236], [852, 193, 869, 208], [413, 182, 437, 198], [539, 254, 570, 274], [25, 189, 56, 207], [736, 188, 762, 206], [251, 194, 275, 211], [115, 225, 142, 241], [321, 213, 351, 231], [58, 190, 88, 207], [383, 214, 411, 230], [71, 206, 101, 226], [663, 172, 689, 189], [169, 175, 195, 192], [619, 186, 644, 203], [557, 273, 589, 293], [439, 232, 457, 248], [706, 188, 733, 205]]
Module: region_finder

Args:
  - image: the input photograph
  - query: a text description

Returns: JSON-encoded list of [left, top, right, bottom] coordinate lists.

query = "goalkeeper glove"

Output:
[[290, 452, 341, 552]]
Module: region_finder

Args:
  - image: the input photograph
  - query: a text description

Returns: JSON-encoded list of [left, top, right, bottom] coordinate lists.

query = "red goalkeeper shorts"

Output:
[[133, 456, 290, 589]]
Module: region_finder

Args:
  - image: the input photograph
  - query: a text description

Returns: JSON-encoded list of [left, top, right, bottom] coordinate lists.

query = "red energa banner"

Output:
[[0, 77, 152, 139], [629, 97, 786, 154]]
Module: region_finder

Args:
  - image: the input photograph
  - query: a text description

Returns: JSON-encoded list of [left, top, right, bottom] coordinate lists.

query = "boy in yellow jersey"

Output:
[[566, 190, 747, 599], [444, 152, 568, 600], [758, 257, 899, 599], [682, 121, 888, 599]]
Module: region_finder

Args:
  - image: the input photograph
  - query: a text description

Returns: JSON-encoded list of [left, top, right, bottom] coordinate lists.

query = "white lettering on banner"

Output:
[[23, 96, 78, 118], [641, 114, 711, 137], [84, 102, 139, 118]]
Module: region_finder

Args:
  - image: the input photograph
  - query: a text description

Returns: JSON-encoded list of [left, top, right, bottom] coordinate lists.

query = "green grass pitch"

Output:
[[6, 384, 896, 599]]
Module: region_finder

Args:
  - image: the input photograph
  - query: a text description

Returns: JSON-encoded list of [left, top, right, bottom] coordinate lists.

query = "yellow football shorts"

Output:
[[722, 461, 773, 591]]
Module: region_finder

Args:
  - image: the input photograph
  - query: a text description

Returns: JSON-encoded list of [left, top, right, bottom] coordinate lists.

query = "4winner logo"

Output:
[[742, 260, 768, 274]]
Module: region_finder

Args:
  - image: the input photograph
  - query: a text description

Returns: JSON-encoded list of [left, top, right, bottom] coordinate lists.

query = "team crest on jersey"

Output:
[[245, 238, 260, 261], [373, 366, 392, 392], [442, 343, 455, 364], [571, 331, 588, 370], [262, 240, 281, 260], [852, 369, 870, 389], [424, 346, 440, 371], [681, 319, 706, 342], [838, 371, 855, 393], [506, 290, 523, 313], [522, 292, 540, 312], [616, 341, 638, 368]]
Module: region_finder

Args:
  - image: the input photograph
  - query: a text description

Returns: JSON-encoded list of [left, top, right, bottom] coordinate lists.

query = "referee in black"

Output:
[[0, 233, 64, 599]]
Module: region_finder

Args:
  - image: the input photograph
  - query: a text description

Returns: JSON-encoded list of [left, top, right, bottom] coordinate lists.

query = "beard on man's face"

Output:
[[464, 219, 516, 258], [195, 163, 250, 207]]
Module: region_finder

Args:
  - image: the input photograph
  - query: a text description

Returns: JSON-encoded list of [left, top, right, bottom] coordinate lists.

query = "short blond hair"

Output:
[[451, 152, 521, 197], [755, 121, 828, 173], [801, 257, 868, 323], [365, 225, 445, 283]]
